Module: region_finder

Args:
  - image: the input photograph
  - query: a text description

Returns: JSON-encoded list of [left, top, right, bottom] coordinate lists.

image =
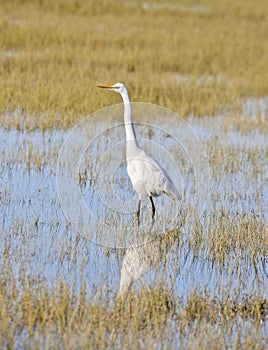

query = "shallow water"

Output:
[[0, 108, 267, 301]]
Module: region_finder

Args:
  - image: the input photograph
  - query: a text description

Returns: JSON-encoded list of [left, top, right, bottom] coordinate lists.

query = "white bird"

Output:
[[97, 82, 181, 223]]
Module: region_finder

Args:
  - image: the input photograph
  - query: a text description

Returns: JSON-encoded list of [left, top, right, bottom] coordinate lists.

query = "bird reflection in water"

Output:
[[118, 218, 185, 298]]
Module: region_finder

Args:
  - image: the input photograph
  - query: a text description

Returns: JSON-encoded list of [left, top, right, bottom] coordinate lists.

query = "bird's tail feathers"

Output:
[[165, 181, 181, 201]]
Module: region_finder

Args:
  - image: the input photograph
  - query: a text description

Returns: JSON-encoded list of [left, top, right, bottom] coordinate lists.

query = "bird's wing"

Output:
[[132, 149, 181, 200]]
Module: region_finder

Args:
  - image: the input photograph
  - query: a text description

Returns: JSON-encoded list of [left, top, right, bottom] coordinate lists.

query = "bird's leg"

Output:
[[136, 199, 141, 226], [150, 196, 156, 220]]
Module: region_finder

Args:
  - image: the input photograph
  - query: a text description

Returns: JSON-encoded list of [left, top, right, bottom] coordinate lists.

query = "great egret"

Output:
[[97, 82, 181, 223]]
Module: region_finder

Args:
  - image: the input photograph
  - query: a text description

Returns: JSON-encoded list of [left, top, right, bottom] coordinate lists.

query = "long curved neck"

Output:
[[120, 89, 139, 157]]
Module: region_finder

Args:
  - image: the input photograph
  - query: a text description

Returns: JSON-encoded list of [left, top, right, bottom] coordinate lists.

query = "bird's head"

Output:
[[97, 82, 127, 94]]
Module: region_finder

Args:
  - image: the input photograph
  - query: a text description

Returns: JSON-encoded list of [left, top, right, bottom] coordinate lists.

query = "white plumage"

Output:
[[97, 82, 181, 222]]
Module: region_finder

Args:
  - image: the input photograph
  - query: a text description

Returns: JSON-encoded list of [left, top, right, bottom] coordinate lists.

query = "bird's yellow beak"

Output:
[[97, 85, 113, 89]]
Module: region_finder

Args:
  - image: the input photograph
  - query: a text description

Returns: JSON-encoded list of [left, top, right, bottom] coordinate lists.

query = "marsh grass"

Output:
[[0, 0, 268, 129], [0, 1, 267, 348], [0, 275, 267, 349], [0, 121, 267, 348]]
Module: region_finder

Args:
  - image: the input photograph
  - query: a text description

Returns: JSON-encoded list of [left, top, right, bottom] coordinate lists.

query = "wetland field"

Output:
[[0, 1, 268, 349]]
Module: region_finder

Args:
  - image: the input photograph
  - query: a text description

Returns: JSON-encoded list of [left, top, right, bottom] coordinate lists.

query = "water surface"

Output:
[[0, 109, 267, 302]]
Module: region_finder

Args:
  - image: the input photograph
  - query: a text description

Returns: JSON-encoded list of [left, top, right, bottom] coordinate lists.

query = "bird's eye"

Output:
[[114, 86, 120, 89]]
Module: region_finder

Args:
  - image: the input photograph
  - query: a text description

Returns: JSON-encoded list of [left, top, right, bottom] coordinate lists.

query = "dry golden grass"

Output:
[[0, 273, 267, 349], [0, 0, 267, 129]]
